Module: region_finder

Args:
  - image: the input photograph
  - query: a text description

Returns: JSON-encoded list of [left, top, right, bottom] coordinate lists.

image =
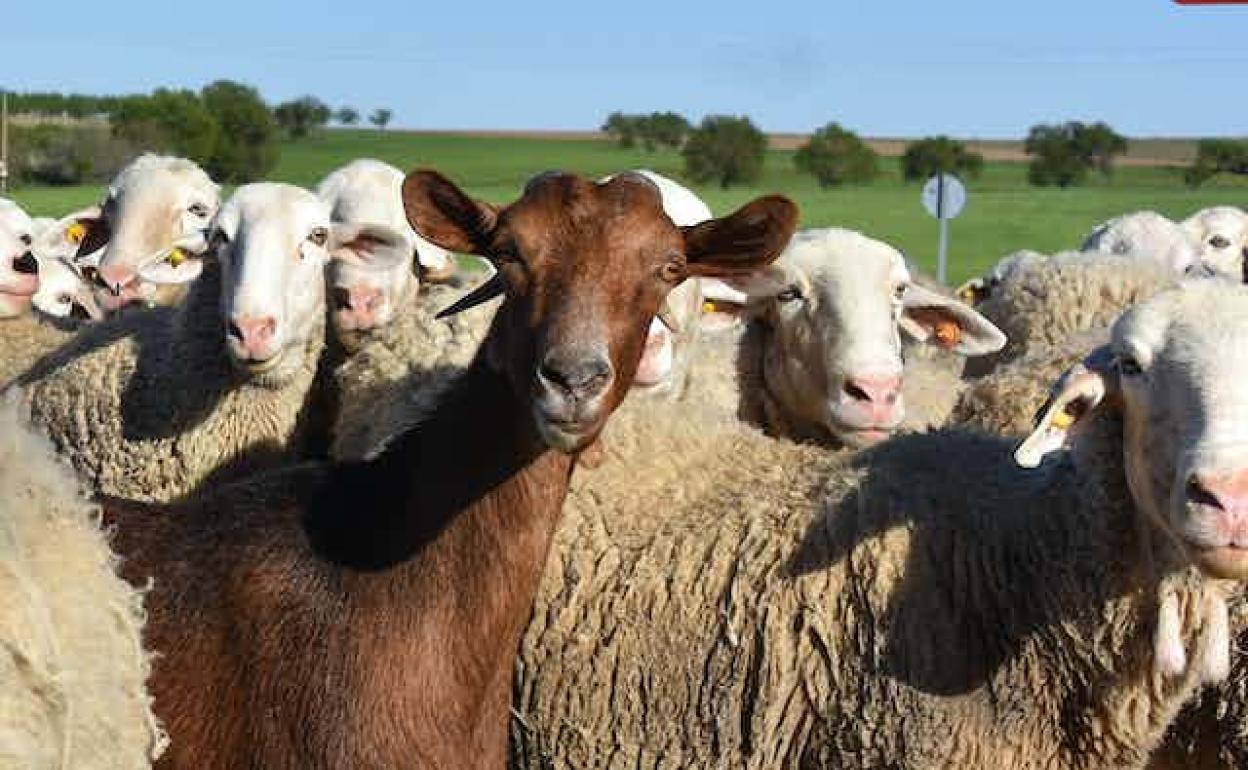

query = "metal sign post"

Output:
[[920, 173, 967, 284], [0, 90, 8, 195]]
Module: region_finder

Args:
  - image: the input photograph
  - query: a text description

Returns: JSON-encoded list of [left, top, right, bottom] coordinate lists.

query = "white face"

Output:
[[1111, 283, 1248, 580], [89, 157, 219, 312], [0, 206, 38, 319], [1184, 207, 1248, 279], [1083, 211, 1198, 274], [733, 228, 1005, 446], [31, 255, 100, 320]]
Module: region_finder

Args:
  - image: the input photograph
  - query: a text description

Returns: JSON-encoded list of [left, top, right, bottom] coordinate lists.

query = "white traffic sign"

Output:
[[919, 173, 968, 285], [921, 173, 967, 220]]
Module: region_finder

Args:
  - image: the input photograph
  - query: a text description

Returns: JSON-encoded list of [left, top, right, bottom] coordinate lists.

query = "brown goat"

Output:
[[102, 169, 798, 769]]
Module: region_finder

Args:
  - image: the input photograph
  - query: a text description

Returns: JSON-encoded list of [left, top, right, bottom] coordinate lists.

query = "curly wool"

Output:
[[13, 264, 327, 502], [0, 393, 164, 769], [0, 314, 77, 390], [969, 252, 1176, 377], [512, 414, 1228, 770]]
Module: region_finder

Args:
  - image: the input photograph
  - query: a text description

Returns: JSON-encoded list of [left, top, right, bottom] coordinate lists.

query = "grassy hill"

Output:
[[8, 130, 1247, 284]]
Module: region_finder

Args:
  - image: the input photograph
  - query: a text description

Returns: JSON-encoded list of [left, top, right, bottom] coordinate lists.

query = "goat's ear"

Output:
[[401, 169, 498, 256], [1015, 346, 1118, 468], [682, 196, 798, 278], [899, 283, 1006, 356], [329, 223, 411, 271]]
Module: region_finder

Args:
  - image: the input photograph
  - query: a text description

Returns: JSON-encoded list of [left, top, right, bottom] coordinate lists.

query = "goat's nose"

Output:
[[228, 315, 278, 359], [539, 353, 613, 400], [96, 263, 135, 296], [12, 252, 38, 275]]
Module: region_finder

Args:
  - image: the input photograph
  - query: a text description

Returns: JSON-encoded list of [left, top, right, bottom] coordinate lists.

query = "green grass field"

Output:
[[8, 130, 1248, 284]]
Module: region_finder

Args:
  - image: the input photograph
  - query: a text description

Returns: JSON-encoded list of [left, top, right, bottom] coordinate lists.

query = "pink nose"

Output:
[[842, 374, 902, 423], [1188, 471, 1248, 542], [97, 263, 136, 295], [228, 315, 278, 360], [334, 286, 384, 329]]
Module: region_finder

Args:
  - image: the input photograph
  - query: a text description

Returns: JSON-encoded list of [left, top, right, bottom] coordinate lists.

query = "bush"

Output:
[[10, 124, 139, 185], [370, 108, 393, 130], [110, 89, 218, 161], [793, 123, 878, 188], [682, 116, 767, 188], [200, 80, 280, 183], [1184, 139, 1248, 187], [274, 96, 332, 139], [1024, 121, 1127, 187], [901, 136, 983, 182], [602, 111, 691, 150], [336, 107, 360, 126]]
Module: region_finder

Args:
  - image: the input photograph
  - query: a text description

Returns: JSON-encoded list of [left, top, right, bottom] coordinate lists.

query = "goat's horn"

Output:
[[436, 273, 505, 319], [656, 300, 682, 334]]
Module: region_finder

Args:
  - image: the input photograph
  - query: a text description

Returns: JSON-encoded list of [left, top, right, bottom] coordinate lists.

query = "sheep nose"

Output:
[[96, 263, 135, 296], [538, 351, 613, 401], [1188, 471, 1248, 513], [333, 286, 384, 328], [228, 315, 278, 360], [844, 373, 901, 408], [12, 252, 38, 275]]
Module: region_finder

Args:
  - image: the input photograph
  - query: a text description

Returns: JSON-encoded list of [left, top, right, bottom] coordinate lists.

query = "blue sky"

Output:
[[6, 1, 1247, 137]]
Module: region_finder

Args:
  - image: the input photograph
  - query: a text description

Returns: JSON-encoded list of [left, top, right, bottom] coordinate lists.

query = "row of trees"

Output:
[[1185, 139, 1248, 187], [603, 111, 1161, 190], [6, 86, 396, 185]]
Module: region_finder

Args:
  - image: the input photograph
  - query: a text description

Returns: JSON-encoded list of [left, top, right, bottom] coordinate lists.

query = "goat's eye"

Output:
[[777, 285, 803, 302], [308, 228, 329, 248], [1117, 355, 1143, 376], [1209, 235, 1231, 249], [188, 203, 211, 218], [659, 257, 684, 283]]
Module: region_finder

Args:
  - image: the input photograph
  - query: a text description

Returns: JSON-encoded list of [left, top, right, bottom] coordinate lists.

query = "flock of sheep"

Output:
[[0, 151, 1247, 769]]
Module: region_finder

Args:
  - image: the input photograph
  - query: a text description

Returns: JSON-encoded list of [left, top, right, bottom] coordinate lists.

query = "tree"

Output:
[[793, 123, 878, 188], [900, 136, 984, 182], [602, 111, 640, 148], [109, 89, 218, 162], [682, 116, 767, 189], [335, 107, 360, 126], [1072, 122, 1128, 178], [200, 80, 280, 183], [370, 108, 393, 131], [602, 111, 691, 150], [1024, 121, 1128, 187], [1184, 139, 1248, 187], [273, 96, 332, 139]]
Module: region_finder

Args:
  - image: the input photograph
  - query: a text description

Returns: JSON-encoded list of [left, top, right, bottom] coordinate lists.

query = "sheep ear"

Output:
[[715, 262, 792, 299], [137, 231, 211, 286], [33, 206, 105, 261], [899, 283, 1006, 356], [329, 223, 411, 271], [1015, 347, 1117, 468]]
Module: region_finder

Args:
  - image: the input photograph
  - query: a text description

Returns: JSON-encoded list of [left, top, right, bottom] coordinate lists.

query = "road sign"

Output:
[[921, 173, 967, 221], [920, 173, 968, 285]]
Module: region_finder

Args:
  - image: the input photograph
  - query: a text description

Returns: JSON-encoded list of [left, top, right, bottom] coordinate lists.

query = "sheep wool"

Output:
[[0, 314, 76, 390], [511, 415, 1227, 769], [15, 264, 326, 502], [0, 393, 164, 769]]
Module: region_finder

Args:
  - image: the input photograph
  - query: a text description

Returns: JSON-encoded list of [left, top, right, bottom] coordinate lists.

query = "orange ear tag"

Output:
[[933, 319, 962, 348]]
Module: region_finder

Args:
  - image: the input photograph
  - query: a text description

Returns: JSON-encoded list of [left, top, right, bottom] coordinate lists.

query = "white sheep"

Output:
[[512, 280, 1248, 770], [316, 159, 457, 345], [953, 248, 1048, 305], [14, 183, 408, 502], [1181, 205, 1247, 280], [1081, 210, 1199, 274], [721, 227, 1005, 446], [64, 154, 220, 314], [0, 392, 165, 768]]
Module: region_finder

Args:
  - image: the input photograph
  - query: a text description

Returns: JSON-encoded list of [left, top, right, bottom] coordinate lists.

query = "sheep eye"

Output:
[[1117, 355, 1143, 376], [58, 293, 72, 305], [1209, 235, 1231, 249], [19, 233, 32, 246], [308, 228, 329, 248], [893, 284, 907, 300], [777, 286, 803, 302], [188, 203, 211, 218]]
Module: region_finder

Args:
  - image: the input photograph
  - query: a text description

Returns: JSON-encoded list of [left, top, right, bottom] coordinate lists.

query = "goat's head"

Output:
[[401, 169, 798, 453]]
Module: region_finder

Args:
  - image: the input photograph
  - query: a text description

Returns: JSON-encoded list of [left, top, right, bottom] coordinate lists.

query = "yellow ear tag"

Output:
[[1050, 409, 1074, 430], [702, 300, 717, 314], [67, 222, 87, 245], [167, 248, 186, 268], [933, 319, 962, 348]]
